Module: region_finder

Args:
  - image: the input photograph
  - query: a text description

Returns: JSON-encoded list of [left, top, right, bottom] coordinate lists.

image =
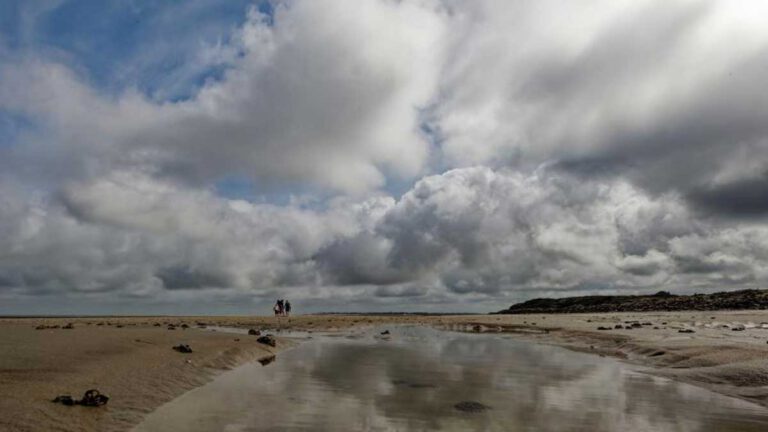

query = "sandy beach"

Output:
[[2, 311, 768, 431], [0, 319, 283, 432]]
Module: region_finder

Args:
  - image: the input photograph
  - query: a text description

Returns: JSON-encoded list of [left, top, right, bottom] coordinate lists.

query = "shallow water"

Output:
[[134, 326, 768, 431]]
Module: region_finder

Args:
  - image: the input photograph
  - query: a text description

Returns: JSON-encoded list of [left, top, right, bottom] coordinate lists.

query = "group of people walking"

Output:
[[273, 299, 291, 316]]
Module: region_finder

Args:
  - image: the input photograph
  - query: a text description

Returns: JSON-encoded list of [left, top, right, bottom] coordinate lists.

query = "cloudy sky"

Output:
[[1, 0, 768, 315]]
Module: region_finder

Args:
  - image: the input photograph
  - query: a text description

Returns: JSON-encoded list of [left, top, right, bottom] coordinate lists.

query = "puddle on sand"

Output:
[[134, 326, 768, 432]]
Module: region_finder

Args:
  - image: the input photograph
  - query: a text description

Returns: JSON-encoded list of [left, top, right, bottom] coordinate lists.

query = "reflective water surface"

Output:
[[134, 326, 768, 431]]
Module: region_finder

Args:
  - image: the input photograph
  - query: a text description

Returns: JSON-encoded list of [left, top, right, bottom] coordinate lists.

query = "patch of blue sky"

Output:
[[214, 174, 333, 210], [214, 175, 258, 202], [256, 1, 275, 25], [0, 110, 36, 148], [0, 1, 275, 101], [0, 1, 22, 48]]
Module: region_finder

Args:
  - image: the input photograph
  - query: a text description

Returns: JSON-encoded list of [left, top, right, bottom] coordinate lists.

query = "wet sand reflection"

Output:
[[135, 326, 768, 431]]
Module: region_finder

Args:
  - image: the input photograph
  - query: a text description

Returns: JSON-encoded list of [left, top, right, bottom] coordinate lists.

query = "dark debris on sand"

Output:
[[454, 401, 490, 413]]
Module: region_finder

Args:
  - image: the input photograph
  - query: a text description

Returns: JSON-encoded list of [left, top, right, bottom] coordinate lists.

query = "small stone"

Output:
[[257, 335, 277, 347], [258, 355, 276, 366], [79, 389, 109, 407], [52, 395, 76, 406], [172, 344, 193, 353], [454, 401, 490, 413]]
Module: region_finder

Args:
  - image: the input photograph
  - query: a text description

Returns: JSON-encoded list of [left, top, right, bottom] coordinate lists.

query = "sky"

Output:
[[2, 0, 768, 315]]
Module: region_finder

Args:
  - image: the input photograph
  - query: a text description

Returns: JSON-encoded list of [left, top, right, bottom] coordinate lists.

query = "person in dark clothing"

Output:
[[284, 301, 291, 316]]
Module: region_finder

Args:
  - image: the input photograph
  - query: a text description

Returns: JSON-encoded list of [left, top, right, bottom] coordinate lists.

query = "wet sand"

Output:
[[448, 311, 768, 409], [2, 311, 768, 430], [135, 326, 768, 432]]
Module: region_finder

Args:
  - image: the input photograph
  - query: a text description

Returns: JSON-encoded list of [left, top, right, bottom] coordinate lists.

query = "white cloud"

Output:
[[3, 165, 768, 312], [434, 0, 768, 209], [1, 0, 448, 194]]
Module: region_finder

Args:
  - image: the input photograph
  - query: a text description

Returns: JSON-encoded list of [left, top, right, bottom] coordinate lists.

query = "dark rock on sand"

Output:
[[172, 344, 193, 353], [248, 329, 261, 336], [256, 335, 276, 347], [258, 355, 276, 366], [53, 389, 109, 407], [392, 379, 436, 389], [454, 401, 490, 413], [52, 395, 76, 406], [678, 329, 695, 333], [79, 389, 109, 407]]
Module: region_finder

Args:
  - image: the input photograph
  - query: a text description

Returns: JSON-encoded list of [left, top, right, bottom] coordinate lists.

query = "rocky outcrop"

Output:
[[496, 289, 768, 314]]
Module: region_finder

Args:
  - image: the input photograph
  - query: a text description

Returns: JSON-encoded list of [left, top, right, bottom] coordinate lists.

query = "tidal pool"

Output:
[[134, 326, 768, 431]]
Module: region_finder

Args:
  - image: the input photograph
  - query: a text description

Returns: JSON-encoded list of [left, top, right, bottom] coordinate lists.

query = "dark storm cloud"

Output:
[[315, 233, 411, 286], [687, 174, 768, 218], [155, 266, 233, 290]]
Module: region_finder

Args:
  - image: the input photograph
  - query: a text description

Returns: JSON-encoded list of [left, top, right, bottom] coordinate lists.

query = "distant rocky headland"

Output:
[[496, 289, 768, 314]]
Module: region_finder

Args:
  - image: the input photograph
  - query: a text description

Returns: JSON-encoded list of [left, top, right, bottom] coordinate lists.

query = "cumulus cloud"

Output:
[[3, 164, 768, 313], [4, 166, 768, 313], [321, 167, 768, 299], [1, 0, 447, 193], [434, 0, 768, 217]]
